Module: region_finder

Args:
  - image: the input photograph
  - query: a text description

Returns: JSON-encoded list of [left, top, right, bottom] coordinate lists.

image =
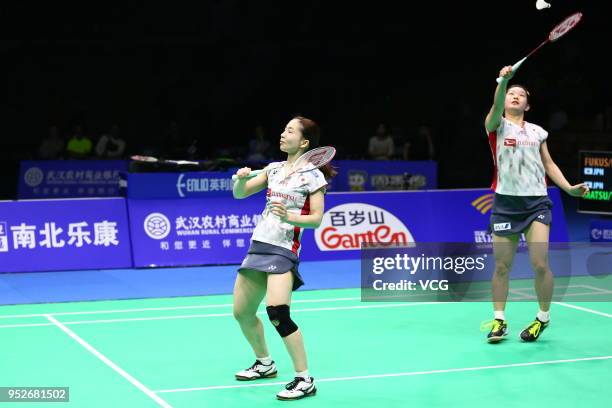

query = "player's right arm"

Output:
[[232, 166, 268, 199], [485, 65, 513, 132]]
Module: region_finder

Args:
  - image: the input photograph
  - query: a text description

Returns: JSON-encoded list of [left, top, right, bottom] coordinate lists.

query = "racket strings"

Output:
[[549, 12, 582, 42]]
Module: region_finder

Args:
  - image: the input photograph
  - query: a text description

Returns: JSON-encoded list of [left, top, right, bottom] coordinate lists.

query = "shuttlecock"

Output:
[[536, 0, 551, 10]]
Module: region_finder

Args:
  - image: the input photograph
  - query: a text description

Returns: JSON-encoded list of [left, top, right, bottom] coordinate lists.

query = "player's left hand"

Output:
[[568, 183, 590, 197], [270, 201, 289, 221]]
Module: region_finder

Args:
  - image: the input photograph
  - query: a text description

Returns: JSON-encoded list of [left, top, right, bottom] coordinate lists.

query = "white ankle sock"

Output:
[[494, 311, 505, 321], [295, 370, 310, 380], [537, 310, 550, 322], [257, 356, 272, 365]]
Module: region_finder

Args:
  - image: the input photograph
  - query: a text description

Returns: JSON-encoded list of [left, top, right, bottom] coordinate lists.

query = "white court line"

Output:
[[0, 288, 495, 320], [0, 296, 362, 320], [154, 355, 612, 394], [45, 315, 173, 408], [553, 302, 612, 318], [0, 284, 605, 321], [2, 289, 611, 330], [508, 289, 536, 299], [580, 284, 612, 294], [510, 285, 612, 299], [0, 302, 449, 329], [0, 287, 486, 321], [0, 322, 56, 329], [510, 284, 588, 294]]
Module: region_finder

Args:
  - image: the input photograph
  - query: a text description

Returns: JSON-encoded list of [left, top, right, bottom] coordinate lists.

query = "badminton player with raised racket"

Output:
[[482, 66, 589, 344], [231, 116, 336, 400]]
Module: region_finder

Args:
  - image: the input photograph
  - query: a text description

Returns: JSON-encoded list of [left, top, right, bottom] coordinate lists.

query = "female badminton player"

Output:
[[483, 65, 589, 343], [231, 116, 335, 400]]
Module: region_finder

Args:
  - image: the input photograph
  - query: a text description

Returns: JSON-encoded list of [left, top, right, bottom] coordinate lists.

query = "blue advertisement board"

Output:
[[127, 187, 568, 267], [126, 172, 234, 199], [18, 160, 128, 199], [0, 198, 133, 273], [329, 160, 437, 191], [128, 195, 263, 267], [590, 219, 612, 242], [301, 187, 568, 261]]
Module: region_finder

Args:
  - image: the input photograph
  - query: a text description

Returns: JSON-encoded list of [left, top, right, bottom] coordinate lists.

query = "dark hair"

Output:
[[507, 84, 531, 105], [375, 122, 389, 135], [293, 115, 337, 180]]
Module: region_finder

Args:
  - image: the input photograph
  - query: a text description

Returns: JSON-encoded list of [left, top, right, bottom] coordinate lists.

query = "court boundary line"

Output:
[[0, 296, 363, 320], [2, 289, 611, 330], [153, 355, 612, 394], [0, 302, 450, 329], [553, 302, 612, 318], [576, 284, 612, 294], [0, 284, 599, 320], [45, 315, 173, 408]]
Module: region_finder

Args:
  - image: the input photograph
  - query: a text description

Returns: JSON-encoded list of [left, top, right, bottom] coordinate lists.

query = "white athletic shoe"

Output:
[[235, 360, 278, 381], [276, 377, 317, 400]]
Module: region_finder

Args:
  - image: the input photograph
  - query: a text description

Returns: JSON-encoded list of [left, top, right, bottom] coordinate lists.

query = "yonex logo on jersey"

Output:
[[503, 138, 516, 147], [267, 265, 277, 271], [493, 222, 511, 231], [537, 214, 546, 220]]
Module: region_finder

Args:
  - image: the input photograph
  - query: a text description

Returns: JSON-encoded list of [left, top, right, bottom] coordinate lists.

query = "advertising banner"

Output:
[[0, 198, 132, 273], [127, 187, 568, 267], [128, 195, 263, 267], [126, 172, 234, 199], [590, 219, 612, 242], [18, 160, 128, 199], [329, 160, 437, 191], [301, 187, 568, 261]]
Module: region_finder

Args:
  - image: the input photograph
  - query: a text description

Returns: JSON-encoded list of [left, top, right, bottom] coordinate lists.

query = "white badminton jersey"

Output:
[[251, 162, 328, 255], [487, 117, 548, 196]]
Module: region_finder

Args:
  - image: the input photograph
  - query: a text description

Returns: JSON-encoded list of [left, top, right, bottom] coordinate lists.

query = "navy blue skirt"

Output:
[[489, 193, 553, 236], [238, 240, 304, 291]]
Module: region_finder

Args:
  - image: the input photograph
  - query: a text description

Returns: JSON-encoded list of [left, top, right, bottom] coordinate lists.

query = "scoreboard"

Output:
[[578, 151, 612, 215]]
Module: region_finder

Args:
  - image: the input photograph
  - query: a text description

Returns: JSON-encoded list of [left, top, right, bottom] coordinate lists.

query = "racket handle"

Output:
[[231, 169, 264, 181], [496, 57, 527, 84]]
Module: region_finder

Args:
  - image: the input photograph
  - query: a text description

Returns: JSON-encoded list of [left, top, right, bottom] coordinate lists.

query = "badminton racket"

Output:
[[232, 146, 336, 181], [496, 12, 583, 83]]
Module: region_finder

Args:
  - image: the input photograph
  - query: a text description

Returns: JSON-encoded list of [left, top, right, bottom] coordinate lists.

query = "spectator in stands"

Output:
[[368, 123, 394, 160], [37, 125, 65, 159], [95, 124, 126, 158], [246, 124, 270, 162], [65, 124, 93, 159], [404, 125, 435, 160]]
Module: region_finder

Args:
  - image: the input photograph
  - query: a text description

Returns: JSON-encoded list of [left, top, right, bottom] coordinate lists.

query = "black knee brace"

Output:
[[266, 305, 298, 337]]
